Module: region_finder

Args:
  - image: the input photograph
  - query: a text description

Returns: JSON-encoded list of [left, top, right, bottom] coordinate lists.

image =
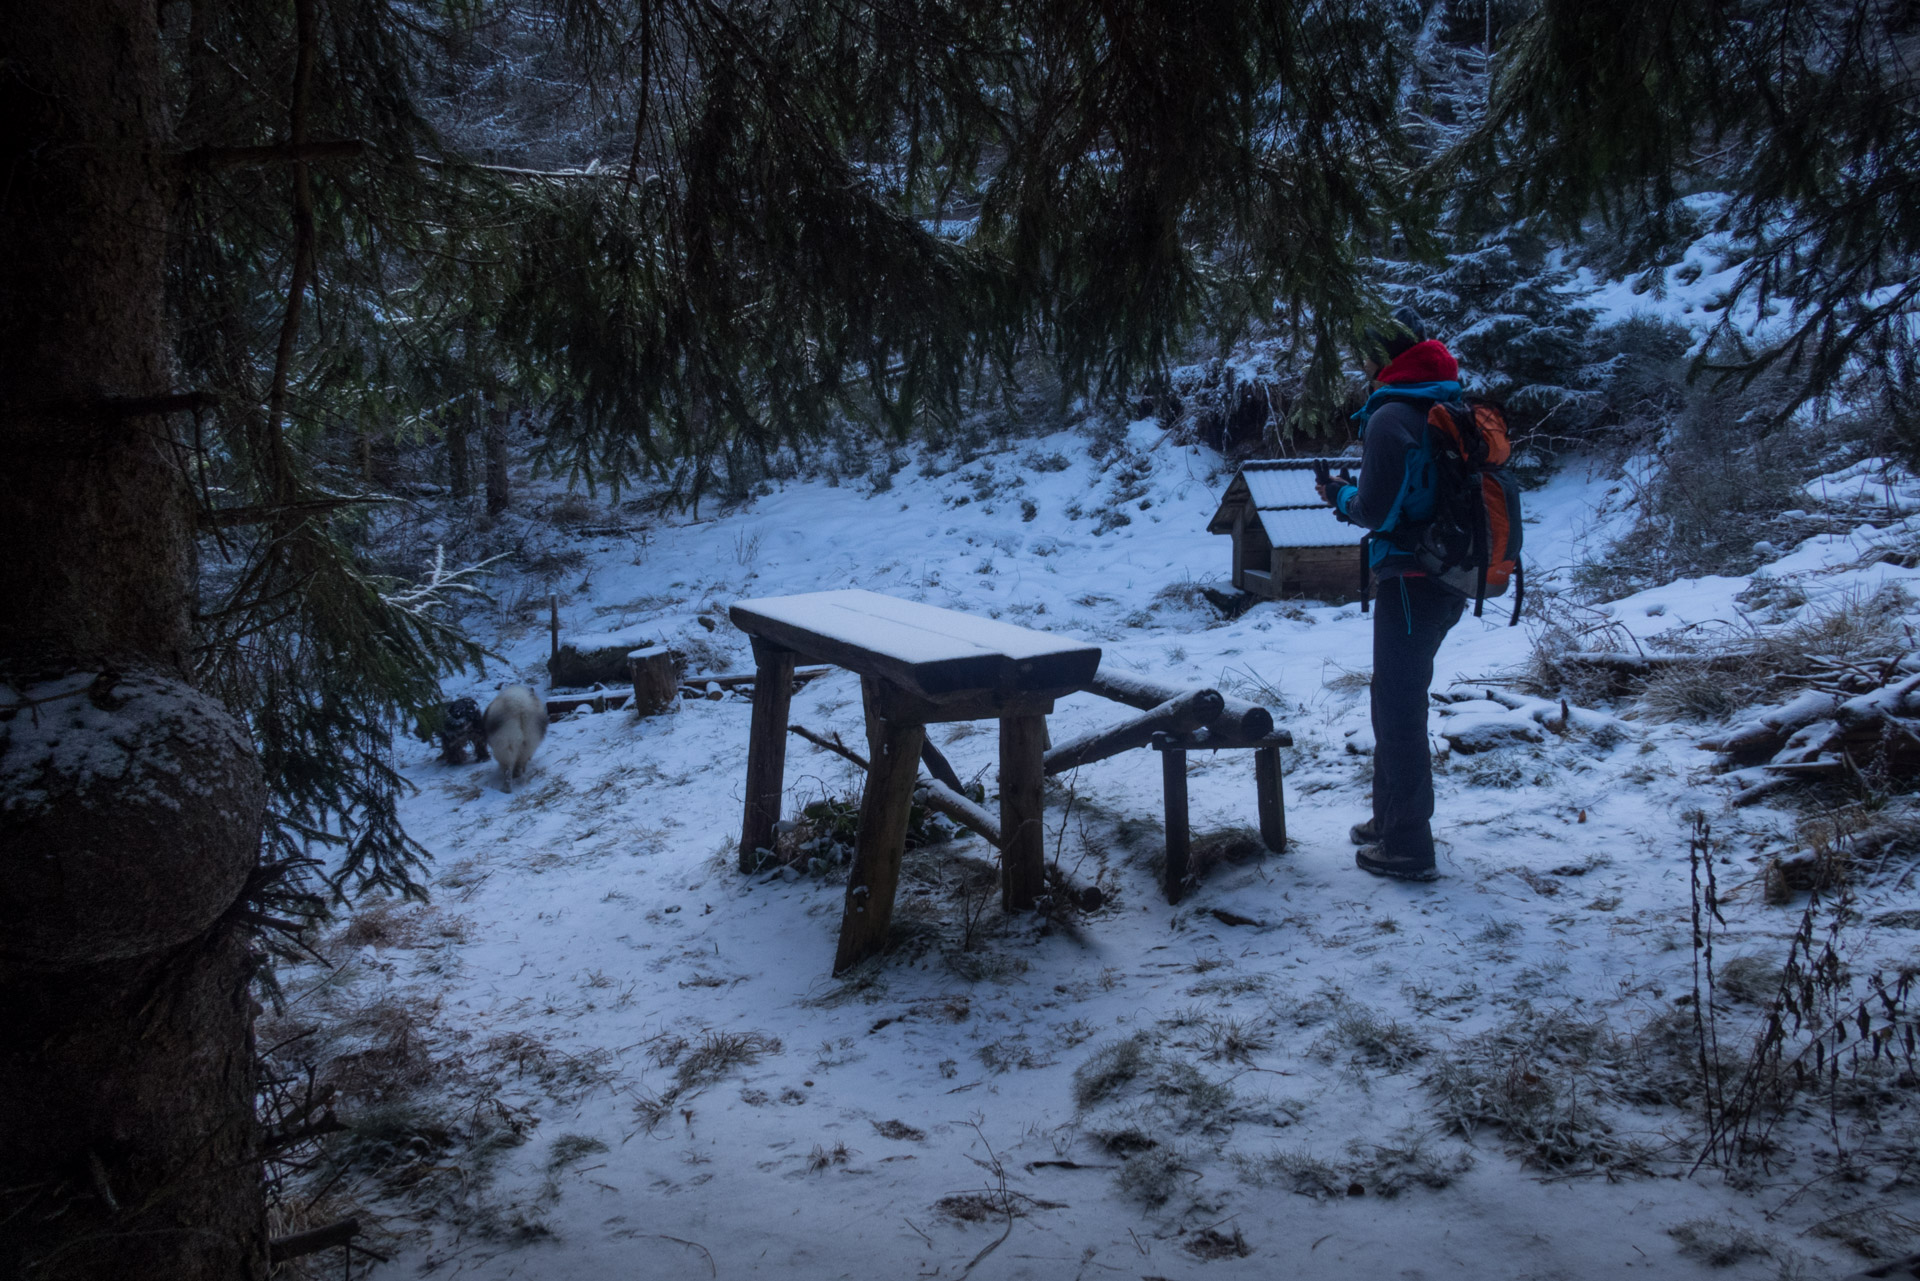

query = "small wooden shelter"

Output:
[[1207, 459, 1362, 600]]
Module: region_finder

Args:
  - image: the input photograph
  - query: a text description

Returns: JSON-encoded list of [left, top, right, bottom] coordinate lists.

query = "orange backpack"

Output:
[[1365, 398, 1525, 624]]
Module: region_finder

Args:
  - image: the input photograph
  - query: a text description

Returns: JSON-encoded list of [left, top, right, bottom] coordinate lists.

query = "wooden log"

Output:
[[1162, 748, 1190, 904], [999, 714, 1048, 911], [916, 778, 1003, 848], [1255, 744, 1287, 852], [920, 738, 966, 793], [1043, 689, 1223, 775], [833, 679, 927, 974], [269, 1218, 359, 1264], [1086, 669, 1273, 742], [681, 666, 831, 692], [544, 689, 631, 715], [739, 641, 797, 873]]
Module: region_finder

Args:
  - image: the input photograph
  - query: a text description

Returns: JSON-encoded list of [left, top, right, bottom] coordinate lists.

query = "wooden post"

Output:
[[1231, 508, 1247, 592], [548, 594, 560, 663], [999, 713, 1047, 911], [739, 638, 797, 873], [629, 646, 679, 717], [1161, 746, 1190, 903], [833, 678, 926, 973], [1255, 744, 1287, 852]]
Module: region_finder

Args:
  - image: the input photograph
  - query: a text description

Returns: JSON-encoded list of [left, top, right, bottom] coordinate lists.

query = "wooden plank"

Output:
[[832, 679, 927, 973], [1162, 748, 1190, 904], [868, 680, 1058, 726], [738, 640, 796, 873], [730, 589, 1100, 702], [999, 713, 1048, 911], [1255, 745, 1287, 852]]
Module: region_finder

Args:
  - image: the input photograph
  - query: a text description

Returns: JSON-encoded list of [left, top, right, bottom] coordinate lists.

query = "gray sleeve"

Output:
[[1343, 402, 1419, 531]]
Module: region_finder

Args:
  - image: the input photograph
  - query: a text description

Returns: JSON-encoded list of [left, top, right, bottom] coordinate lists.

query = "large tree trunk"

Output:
[[0, 5, 268, 1279], [484, 400, 511, 517]]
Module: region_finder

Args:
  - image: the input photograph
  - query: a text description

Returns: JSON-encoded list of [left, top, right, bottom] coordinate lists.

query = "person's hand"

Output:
[[1315, 478, 1341, 505]]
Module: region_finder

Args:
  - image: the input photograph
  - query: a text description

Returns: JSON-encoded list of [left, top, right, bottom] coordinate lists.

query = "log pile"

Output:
[[1705, 656, 1920, 806]]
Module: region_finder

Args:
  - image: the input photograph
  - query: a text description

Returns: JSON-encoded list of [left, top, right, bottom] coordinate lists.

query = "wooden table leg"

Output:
[[1256, 744, 1287, 852], [738, 640, 797, 873], [833, 679, 926, 974], [999, 713, 1047, 911], [1162, 747, 1190, 904]]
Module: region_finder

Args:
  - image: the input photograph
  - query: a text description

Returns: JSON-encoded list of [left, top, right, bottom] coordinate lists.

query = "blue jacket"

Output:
[[1335, 379, 1462, 580]]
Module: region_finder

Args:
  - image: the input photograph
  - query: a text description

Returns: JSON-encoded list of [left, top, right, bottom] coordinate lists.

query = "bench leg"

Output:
[[1256, 744, 1287, 853], [738, 642, 796, 873], [999, 713, 1047, 911], [1162, 748, 1190, 904], [833, 680, 926, 974]]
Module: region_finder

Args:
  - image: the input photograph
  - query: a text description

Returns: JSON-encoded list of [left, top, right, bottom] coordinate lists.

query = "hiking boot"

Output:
[[1355, 845, 1438, 882], [1349, 818, 1378, 846]]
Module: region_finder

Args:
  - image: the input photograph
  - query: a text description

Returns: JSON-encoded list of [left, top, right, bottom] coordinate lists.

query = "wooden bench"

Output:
[[728, 589, 1101, 973]]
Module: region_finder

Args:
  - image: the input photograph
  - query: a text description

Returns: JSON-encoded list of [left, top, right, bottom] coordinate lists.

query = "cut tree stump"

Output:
[[628, 645, 679, 716]]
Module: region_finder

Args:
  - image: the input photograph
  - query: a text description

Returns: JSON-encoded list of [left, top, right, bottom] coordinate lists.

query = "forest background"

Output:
[[1, 0, 1917, 1277]]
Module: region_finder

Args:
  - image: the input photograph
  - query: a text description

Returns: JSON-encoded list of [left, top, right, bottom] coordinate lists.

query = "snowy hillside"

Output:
[[272, 424, 1920, 1280]]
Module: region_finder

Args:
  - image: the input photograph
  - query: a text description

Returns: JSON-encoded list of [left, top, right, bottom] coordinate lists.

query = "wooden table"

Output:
[[729, 589, 1101, 973]]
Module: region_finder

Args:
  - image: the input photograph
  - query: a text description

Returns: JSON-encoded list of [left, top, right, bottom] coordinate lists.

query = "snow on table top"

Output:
[[730, 588, 1096, 665]]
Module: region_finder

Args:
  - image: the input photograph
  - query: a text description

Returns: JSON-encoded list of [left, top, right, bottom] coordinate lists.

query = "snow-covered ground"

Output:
[[278, 423, 1920, 1280]]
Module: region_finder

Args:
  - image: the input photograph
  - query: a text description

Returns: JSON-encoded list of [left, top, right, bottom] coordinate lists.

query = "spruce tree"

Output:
[[1452, 0, 1920, 443]]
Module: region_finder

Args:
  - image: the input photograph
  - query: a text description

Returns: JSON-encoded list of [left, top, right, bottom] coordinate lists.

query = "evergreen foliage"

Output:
[[1458, 0, 1920, 436], [157, 0, 1440, 898]]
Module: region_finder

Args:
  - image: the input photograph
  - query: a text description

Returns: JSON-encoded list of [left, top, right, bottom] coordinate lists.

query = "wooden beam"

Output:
[[919, 738, 966, 793], [833, 679, 927, 973], [1043, 689, 1223, 775], [1255, 745, 1287, 852], [681, 666, 830, 692], [1085, 669, 1274, 742], [998, 713, 1048, 911], [1162, 748, 1190, 904], [739, 640, 796, 873]]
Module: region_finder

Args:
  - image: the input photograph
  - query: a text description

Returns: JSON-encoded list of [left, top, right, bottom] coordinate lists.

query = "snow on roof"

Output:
[[1241, 467, 1325, 510], [1210, 459, 1362, 545], [1253, 507, 1366, 548]]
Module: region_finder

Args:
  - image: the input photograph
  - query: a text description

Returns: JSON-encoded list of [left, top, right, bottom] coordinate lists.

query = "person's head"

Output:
[[1359, 305, 1427, 378]]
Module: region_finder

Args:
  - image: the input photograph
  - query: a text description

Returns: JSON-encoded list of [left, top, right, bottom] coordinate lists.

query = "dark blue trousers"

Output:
[[1371, 575, 1465, 863]]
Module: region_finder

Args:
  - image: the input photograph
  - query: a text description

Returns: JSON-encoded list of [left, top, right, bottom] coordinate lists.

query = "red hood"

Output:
[[1378, 339, 1459, 384]]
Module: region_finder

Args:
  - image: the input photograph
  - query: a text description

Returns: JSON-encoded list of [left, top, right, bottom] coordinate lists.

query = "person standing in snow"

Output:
[[1315, 306, 1465, 882]]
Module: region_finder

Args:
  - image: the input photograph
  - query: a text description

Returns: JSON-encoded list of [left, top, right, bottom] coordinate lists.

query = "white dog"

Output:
[[483, 685, 548, 792]]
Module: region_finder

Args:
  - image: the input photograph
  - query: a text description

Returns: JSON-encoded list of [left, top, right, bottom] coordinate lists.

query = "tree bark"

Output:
[[448, 408, 473, 498], [485, 400, 511, 517], [0, 5, 268, 1277]]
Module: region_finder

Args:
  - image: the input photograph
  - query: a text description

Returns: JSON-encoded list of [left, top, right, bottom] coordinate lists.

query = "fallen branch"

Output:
[[790, 724, 1003, 848]]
